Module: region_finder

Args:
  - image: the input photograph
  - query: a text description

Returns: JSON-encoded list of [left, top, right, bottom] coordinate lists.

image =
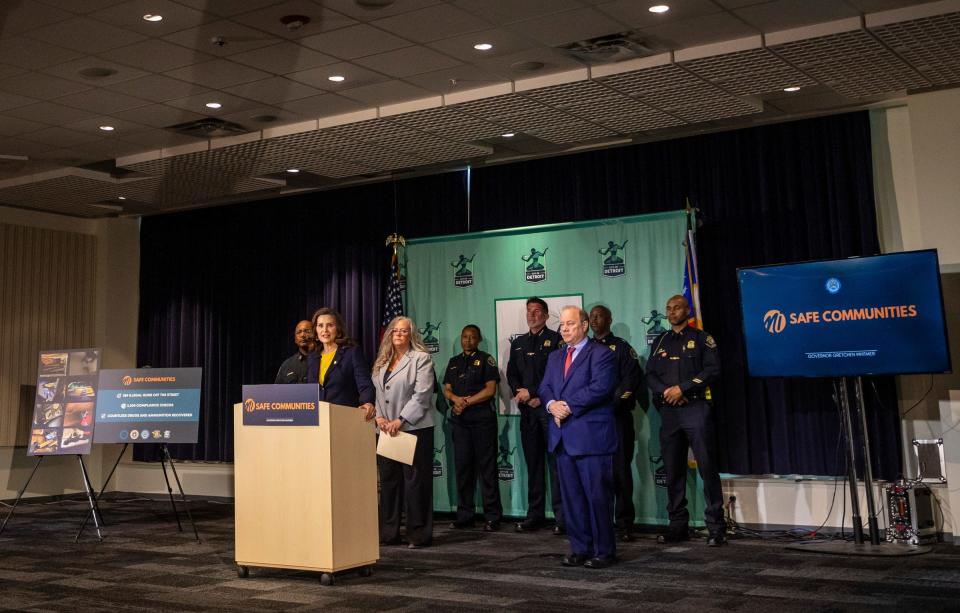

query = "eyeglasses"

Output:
[[392, 329, 411, 335]]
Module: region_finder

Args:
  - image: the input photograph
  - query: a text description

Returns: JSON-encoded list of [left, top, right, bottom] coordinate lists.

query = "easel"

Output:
[[0, 454, 105, 541]]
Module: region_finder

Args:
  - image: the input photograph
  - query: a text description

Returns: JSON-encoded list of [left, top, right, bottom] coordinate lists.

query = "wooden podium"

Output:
[[233, 401, 379, 584]]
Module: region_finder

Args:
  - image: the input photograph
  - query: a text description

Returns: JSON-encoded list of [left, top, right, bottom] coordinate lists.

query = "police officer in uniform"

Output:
[[589, 305, 642, 542], [274, 320, 315, 383], [507, 297, 564, 534], [646, 295, 725, 546], [443, 324, 503, 531]]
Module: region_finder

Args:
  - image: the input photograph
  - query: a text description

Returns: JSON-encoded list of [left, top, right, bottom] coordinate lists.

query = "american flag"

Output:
[[380, 251, 404, 339]]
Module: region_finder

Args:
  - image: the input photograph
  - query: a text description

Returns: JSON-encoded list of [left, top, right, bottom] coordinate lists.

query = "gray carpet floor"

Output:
[[1, 494, 959, 612]]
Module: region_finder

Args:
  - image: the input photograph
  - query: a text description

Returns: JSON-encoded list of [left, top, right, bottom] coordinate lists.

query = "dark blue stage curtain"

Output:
[[137, 110, 901, 481]]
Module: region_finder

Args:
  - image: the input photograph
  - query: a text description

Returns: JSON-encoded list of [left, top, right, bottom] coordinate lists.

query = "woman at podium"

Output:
[[306, 308, 375, 420], [372, 315, 436, 549]]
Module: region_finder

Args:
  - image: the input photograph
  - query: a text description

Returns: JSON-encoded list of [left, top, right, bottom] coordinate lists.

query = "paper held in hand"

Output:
[[376, 429, 417, 465]]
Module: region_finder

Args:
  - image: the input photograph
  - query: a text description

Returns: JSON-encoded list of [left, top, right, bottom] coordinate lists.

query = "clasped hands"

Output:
[[375, 416, 403, 436], [449, 394, 469, 416], [547, 400, 572, 427], [513, 388, 541, 408], [662, 385, 688, 406]]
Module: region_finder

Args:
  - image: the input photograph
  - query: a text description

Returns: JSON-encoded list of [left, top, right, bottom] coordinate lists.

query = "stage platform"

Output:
[[1, 494, 958, 612]]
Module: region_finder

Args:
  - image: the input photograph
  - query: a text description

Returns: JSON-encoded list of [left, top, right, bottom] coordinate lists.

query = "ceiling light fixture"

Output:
[[328, 75, 345, 82], [474, 43, 493, 51], [501, 133, 515, 138], [783, 86, 801, 92], [286, 168, 300, 173], [143, 14, 163, 22], [118, 196, 126, 200], [648, 5, 670, 13], [205, 102, 222, 109], [99, 125, 115, 131]]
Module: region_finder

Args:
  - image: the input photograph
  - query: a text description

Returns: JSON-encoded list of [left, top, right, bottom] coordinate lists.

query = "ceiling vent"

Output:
[[561, 31, 657, 64], [165, 117, 250, 138]]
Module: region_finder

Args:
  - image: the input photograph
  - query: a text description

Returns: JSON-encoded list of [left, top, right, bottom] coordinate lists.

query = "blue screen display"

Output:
[[738, 250, 951, 377]]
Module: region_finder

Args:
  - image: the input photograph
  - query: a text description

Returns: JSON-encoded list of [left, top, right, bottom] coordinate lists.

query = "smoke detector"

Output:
[[561, 31, 656, 64]]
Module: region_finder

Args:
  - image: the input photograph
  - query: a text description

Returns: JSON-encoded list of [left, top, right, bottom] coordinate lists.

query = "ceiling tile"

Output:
[[161, 19, 280, 57], [0, 136, 56, 157], [506, 8, 629, 47], [163, 58, 273, 89], [0, 91, 39, 112], [298, 23, 413, 59], [843, 0, 933, 11], [231, 0, 358, 39], [734, 0, 861, 32], [354, 46, 462, 78], [24, 16, 148, 53], [338, 79, 434, 106], [72, 137, 152, 160], [172, 0, 287, 17], [286, 61, 391, 90], [164, 91, 264, 116], [402, 65, 509, 95], [90, 0, 216, 36], [275, 93, 364, 117], [112, 103, 208, 128], [220, 106, 305, 127], [64, 115, 153, 135], [32, 0, 126, 13], [0, 115, 50, 136], [426, 27, 538, 63], [224, 76, 326, 104], [99, 39, 217, 73], [0, 0, 74, 35], [230, 42, 338, 73], [316, 0, 445, 22], [472, 46, 585, 77], [640, 12, 761, 48], [55, 88, 153, 115], [596, 0, 725, 29], [0, 72, 93, 99], [0, 64, 27, 80], [19, 125, 101, 147], [104, 75, 211, 103], [114, 128, 203, 148], [372, 4, 491, 43], [4, 100, 97, 125], [40, 57, 150, 87], [451, 0, 584, 25], [0, 37, 85, 70]]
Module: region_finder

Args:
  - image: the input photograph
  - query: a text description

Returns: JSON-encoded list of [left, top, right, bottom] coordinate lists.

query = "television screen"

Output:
[[738, 250, 951, 377]]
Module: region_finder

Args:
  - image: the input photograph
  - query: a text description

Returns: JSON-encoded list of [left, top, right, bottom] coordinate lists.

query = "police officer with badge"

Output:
[[588, 305, 642, 542], [507, 297, 564, 534], [646, 295, 725, 546], [443, 324, 503, 531], [274, 320, 316, 383]]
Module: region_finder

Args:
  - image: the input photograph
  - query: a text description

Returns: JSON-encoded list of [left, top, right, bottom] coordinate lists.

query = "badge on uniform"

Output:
[[543, 340, 552, 347], [608, 344, 616, 351], [473, 359, 481, 366], [686, 340, 695, 349]]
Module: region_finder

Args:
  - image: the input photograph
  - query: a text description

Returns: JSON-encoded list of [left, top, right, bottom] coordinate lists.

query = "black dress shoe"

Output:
[[449, 519, 474, 529], [483, 520, 500, 532], [407, 542, 430, 549], [380, 538, 401, 546], [583, 557, 616, 569], [553, 525, 566, 536], [656, 531, 690, 544], [707, 534, 727, 547], [618, 530, 634, 542], [515, 519, 542, 533], [561, 554, 588, 567]]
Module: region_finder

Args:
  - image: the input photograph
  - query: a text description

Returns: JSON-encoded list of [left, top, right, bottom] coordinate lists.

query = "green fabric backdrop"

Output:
[[406, 210, 705, 525]]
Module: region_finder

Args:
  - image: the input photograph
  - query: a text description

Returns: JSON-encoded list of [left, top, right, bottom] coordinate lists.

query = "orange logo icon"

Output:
[[763, 309, 786, 334], [243, 398, 256, 413], [122, 375, 133, 386]]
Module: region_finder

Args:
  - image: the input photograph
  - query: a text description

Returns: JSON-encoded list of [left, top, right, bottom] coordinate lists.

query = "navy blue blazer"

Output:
[[306, 344, 375, 407], [538, 341, 618, 456]]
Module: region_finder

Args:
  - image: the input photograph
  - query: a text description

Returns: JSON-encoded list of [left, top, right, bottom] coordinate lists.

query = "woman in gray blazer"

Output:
[[372, 316, 436, 548]]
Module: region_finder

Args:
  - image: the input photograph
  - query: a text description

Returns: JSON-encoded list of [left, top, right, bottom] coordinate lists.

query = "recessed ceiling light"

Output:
[[286, 168, 300, 173], [648, 5, 670, 13], [143, 14, 163, 22], [783, 86, 801, 92], [118, 196, 126, 200], [99, 125, 114, 131], [205, 102, 222, 109], [474, 43, 493, 51], [501, 132, 515, 138], [328, 75, 345, 82]]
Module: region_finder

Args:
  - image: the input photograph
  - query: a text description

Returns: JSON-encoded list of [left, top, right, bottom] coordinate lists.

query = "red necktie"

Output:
[[564, 346, 574, 377]]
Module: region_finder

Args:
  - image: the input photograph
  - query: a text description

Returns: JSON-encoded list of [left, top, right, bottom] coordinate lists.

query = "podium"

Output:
[[233, 399, 379, 584]]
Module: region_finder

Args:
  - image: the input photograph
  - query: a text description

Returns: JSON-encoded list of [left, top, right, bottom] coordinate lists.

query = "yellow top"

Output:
[[319, 351, 335, 385]]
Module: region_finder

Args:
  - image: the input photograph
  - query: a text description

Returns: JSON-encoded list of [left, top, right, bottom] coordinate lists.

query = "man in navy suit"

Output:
[[539, 306, 618, 569]]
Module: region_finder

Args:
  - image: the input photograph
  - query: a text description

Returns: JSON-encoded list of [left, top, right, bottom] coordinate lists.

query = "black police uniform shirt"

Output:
[[443, 350, 500, 418], [275, 351, 309, 384], [506, 327, 561, 402], [591, 334, 642, 413], [646, 326, 719, 406]]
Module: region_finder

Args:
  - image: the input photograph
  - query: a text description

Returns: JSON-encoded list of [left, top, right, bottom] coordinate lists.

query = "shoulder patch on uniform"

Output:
[[705, 335, 717, 348], [629, 347, 638, 360], [487, 355, 497, 367]]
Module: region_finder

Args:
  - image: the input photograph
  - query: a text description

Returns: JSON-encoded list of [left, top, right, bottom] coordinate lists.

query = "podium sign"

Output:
[[241, 384, 319, 426]]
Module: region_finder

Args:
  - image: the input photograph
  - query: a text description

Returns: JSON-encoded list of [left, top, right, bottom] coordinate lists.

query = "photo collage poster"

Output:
[[29, 348, 100, 456]]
